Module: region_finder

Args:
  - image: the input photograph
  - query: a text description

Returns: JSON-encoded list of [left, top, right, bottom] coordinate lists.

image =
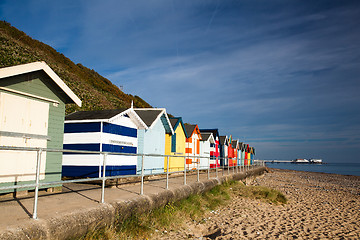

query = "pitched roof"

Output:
[[134, 108, 174, 134], [200, 133, 215, 143], [169, 117, 189, 138], [250, 147, 256, 155], [66, 109, 127, 121], [134, 109, 163, 127], [239, 142, 244, 151], [64, 108, 148, 129], [0, 61, 81, 106], [199, 129, 220, 139], [184, 124, 197, 137], [219, 136, 228, 145], [200, 133, 211, 141], [169, 118, 179, 129], [232, 140, 238, 149]]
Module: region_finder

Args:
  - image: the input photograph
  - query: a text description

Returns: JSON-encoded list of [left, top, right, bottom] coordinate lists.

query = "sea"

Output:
[[265, 162, 360, 176]]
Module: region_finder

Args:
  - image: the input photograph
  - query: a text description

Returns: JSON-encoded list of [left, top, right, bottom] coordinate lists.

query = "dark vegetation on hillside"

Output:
[[0, 20, 152, 114]]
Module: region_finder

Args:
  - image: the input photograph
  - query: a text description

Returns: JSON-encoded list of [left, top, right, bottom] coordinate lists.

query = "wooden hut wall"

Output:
[[233, 144, 238, 167], [228, 140, 234, 167], [241, 144, 245, 166], [250, 147, 255, 165], [137, 115, 167, 174], [244, 144, 248, 165], [199, 139, 210, 169], [165, 119, 186, 172], [224, 139, 228, 166], [211, 136, 220, 168], [199, 134, 214, 169], [185, 126, 201, 170], [219, 138, 228, 167], [0, 63, 80, 193], [63, 116, 138, 177], [199, 129, 220, 168], [236, 143, 241, 166]]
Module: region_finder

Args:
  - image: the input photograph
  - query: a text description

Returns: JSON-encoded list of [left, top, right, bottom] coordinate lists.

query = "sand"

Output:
[[155, 168, 360, 239]]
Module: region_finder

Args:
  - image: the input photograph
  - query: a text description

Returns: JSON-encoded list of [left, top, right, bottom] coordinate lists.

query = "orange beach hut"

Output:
[[184, 124, 202, 170]]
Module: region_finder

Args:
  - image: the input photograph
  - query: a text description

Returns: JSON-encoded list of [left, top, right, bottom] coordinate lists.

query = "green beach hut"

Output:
[[0, 62, 81, 194]]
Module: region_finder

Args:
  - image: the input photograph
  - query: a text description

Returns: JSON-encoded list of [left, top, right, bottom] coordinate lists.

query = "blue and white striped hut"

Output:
[[62, 108, 147, 177], [133, 108, 174, 175]]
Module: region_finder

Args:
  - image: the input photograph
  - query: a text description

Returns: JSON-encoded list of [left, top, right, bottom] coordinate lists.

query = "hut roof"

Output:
[[200, 133, 215, 143], [0, 61, 81, 106], [169, 117, 189, 138], [219, 136, 228, 145], [134, 108, 174, 134], [184, 124, 196, 137], [232, 140, 239, 149], [199, 128, 220, 139], [66, 109, 127, 121], [134, 109, 163, 127]]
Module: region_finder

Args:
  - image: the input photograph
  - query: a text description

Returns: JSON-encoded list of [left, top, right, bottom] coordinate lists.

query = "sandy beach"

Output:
[[156, 168, 360, 239]]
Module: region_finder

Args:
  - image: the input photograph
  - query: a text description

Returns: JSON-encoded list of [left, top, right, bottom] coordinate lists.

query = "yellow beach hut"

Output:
[[165, 117, 188, 172]]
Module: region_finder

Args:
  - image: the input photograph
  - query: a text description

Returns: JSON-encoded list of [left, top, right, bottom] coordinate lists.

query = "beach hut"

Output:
[[0, 62, 81, 193], [62, 108, 147, 177], [244, 144, 250, 165], [227, 135, 235, 167], [219, 136, 229, 167], [165, 117, 188, 172], [184, 124, 202, 170], [199, 133, 215, 169], [250, 147, 255, 165], [199, 129, 220, 168], [231, 140, 239, 167], [134, 108, 173, 174], [238, 142, 244, 166]]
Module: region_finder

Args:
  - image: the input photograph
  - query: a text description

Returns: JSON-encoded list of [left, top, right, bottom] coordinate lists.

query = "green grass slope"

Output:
[[0, 21, 152, 114]]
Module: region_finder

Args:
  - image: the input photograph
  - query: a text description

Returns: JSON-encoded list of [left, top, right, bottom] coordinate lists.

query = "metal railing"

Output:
[[0, 146, 264, 219]]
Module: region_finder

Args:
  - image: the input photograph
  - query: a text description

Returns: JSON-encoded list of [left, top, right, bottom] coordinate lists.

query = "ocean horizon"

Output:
[[265, 162, 360, 177]]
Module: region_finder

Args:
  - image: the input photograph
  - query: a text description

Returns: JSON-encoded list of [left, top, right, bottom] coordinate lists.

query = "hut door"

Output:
[[0, 92, 49, 183]]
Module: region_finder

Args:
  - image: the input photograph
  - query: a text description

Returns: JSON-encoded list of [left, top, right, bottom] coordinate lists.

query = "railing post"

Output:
[[233, 158, 235, 174], [166, 156, 169, 189], [140, 154, 144, 195], [222, 157, 224, 176], [216, 157, 218, 179], [207, 157, 210, 179], [197, 156, 200, 182], [101, 153, 107, 203], [184, 156, 187, 185], [32, 148, 42, 219], [227, 157, 230, 175]]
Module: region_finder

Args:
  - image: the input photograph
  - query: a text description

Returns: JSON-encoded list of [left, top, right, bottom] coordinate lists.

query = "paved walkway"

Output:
[[0, 166, 253, 232]]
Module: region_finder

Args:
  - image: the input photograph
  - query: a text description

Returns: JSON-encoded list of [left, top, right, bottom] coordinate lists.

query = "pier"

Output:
[[263, 160, 293, 163]]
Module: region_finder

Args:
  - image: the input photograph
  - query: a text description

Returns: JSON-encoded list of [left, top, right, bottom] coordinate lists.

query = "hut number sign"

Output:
[[109, 139, 134, 146]]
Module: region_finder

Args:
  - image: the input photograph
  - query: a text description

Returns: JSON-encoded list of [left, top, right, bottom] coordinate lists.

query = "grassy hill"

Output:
[[0, 21, 152, 114]]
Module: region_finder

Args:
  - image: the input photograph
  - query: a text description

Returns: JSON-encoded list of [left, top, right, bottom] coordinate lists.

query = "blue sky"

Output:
[[1, 0, 360, 162]]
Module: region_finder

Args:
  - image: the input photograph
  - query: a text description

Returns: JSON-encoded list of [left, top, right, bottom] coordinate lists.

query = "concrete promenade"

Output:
[[0, 166, 266, 239]]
